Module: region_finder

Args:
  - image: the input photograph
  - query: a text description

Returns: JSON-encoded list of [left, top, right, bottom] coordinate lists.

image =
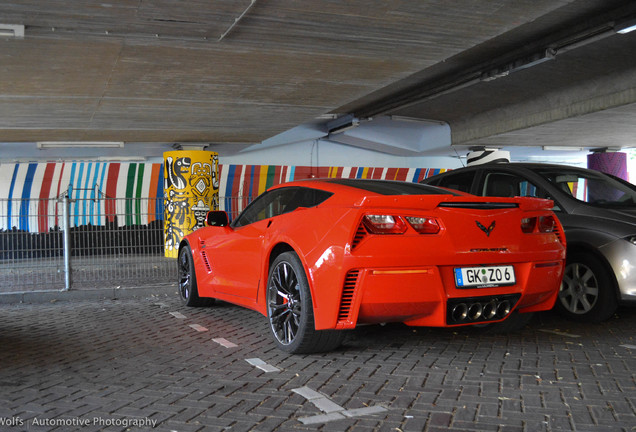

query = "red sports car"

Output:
[[178, 179, 566, 353]]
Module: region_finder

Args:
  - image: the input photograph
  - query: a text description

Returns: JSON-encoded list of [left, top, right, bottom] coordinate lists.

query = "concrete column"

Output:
[[163, 150, 219, 258], [587, 151, 627, 180]]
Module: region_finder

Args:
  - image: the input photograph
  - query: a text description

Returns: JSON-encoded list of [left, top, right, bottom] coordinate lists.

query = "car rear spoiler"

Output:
[[353, 195, 554, 211]]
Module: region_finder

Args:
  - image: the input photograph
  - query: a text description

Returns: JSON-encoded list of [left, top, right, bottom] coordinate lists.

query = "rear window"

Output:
[[326, 179, 457, 196], [430, 171, 475, 193]]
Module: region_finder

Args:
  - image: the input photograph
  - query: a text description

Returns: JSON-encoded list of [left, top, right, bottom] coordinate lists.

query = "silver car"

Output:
[[422, 162, 636, 322]]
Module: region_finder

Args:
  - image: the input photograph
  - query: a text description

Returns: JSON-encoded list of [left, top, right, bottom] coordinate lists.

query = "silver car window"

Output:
[[537, 168, 636, 207], [481, 172, 561, 210]]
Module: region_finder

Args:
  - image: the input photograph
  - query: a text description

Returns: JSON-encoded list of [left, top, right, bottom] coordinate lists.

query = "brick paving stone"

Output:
[[1, 296, 636, 430], [402, 413, 429, 431]]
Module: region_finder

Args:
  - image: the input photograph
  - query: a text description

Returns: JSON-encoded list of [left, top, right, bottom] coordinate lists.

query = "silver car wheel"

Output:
[[559, 262, 599, 314]]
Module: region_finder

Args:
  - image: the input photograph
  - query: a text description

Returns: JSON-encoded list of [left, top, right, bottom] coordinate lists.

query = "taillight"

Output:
[[538, 215, 556, 233], [521, 217, 536, 233], [362, 215, 407, 234], [361, 215, 440, 235], [405, 216, 440, 234], [521, 215, 556, 233]]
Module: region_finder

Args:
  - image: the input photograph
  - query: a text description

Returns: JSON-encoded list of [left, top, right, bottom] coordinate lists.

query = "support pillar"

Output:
[[163, 150, 219, 258], [587, 151, 627, 180]]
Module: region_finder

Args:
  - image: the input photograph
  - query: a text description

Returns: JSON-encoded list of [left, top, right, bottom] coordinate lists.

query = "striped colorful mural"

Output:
[[218, 165, 448, 200], [0, 162, 448, 232], [0, 162, 164, 233]]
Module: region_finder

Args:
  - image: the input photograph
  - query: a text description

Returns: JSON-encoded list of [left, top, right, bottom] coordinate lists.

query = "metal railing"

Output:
[[0, 195, 254, 294], [223, 195, 254, 221]]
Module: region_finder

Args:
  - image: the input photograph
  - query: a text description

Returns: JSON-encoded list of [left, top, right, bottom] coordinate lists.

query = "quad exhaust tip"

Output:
[[447, 296, 518, 325]]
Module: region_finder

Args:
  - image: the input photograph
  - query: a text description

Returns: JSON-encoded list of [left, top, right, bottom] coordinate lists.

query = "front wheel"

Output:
[[266, 252, 344, 354], [178, 244, 215, 307], [556, 251, 617, 322]]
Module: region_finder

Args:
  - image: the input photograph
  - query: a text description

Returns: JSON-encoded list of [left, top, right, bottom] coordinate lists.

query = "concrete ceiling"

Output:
[[1, 0, 635, 160]]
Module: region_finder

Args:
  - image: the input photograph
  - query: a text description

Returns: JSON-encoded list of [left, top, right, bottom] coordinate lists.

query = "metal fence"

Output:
[[0, 195, 254, 294]]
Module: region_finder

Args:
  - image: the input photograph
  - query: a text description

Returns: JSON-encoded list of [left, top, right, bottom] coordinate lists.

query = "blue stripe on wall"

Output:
[[248, 165, 255, 197], [82, 162, 92, 225], [68, 163, 78, 226], [7, 164, 19, 230], [98, 162, 108, 226], [19, 164, 37, 231]]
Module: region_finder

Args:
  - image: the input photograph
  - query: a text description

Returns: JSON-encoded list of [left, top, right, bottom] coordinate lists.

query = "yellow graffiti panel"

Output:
[[163, 150, 219, 258]]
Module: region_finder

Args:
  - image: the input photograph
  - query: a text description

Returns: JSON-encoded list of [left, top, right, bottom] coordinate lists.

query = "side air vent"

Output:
[[553, 222, 566, 245], [338, 270, 360, 323], [199, 240, 212, 273], [351, 223, 367, 249], [439, 202, 518, 209]]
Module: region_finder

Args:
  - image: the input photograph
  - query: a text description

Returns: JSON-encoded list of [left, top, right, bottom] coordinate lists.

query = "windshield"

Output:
[[536, 168, 636, 207]]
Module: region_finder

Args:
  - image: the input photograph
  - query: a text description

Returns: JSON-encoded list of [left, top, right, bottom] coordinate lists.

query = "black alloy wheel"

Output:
[[178, 244, 214, 307], [266, 251, 344, 354]]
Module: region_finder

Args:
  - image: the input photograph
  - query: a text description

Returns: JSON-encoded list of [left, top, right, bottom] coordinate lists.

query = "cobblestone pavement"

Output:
[[1, 290, 635, 432]]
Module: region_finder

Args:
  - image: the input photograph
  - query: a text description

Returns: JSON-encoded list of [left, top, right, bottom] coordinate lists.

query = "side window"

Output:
[[232, 189, 288, 228], [480, 173, 520, 197], [281, 187, 333, 213], [232, 187, 332, 228], [480, 172, 560, 210], [435, 171, 476, 193]]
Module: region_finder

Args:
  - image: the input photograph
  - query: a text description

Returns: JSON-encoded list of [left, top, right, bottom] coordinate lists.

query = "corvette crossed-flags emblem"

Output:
[[476, 220, 496, 236]]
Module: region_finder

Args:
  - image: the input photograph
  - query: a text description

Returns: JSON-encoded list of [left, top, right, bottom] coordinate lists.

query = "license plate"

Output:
[[454, 265, 515, 288]]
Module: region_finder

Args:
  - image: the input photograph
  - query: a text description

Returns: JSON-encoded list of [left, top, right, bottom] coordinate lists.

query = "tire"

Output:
[[178, 245, 215, 307], [556, 251, 617, 322], [266, 252, 344, 354]]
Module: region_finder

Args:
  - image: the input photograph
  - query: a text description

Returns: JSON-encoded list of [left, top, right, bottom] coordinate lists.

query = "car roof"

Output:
[[270, 178, 457, 196], [422, 162, 615, 180], [452, 162, 597, 173]]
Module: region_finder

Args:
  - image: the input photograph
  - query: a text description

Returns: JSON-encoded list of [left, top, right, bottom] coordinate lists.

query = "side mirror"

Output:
[[206, 211, 230, 227]]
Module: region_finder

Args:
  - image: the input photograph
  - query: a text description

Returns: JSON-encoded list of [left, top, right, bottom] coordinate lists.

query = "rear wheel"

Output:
[[178, 245, 215, 307], [556, 251, 617, 322], [266, 252, 344, 354]]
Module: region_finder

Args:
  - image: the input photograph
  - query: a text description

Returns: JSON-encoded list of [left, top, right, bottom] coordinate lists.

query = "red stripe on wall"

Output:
[[54, 163, 66, 228], [147, 164, 161, 224], [105, 163, 120, 223], [293, 166, 314, 180], [273, 166, 282, 186], [386, 168, 398, 180], [37, 163, 56, 232], [316, 166, 329, 178], [231, 165, 242, 198], [394, 169, 408, 181]]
